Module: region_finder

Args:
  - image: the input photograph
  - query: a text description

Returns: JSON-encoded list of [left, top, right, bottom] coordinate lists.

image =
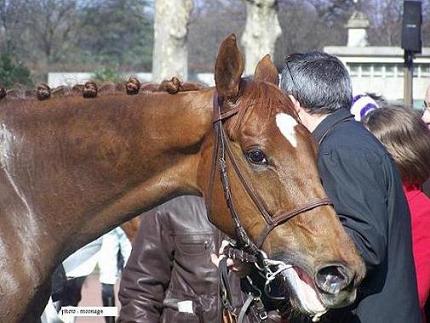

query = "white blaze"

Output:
[[276, 113, 298, 147]]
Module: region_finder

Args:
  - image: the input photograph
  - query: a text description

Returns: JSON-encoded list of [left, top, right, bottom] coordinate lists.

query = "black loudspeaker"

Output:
[[402, 0, 422, 53]]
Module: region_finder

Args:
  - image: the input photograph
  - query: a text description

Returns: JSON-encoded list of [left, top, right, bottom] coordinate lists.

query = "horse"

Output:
[[0, 34, 365, 322]]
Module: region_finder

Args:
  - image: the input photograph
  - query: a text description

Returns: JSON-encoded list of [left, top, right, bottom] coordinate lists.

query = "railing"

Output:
[[347, 63, 430, 79]]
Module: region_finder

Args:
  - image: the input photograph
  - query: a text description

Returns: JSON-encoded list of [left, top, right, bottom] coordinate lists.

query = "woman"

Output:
[[362, 106, 430, 321]]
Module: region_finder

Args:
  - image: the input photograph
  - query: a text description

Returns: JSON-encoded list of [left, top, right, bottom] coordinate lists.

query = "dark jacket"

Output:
[[118, 196, 253, 323], [313, 108, 420, 323]]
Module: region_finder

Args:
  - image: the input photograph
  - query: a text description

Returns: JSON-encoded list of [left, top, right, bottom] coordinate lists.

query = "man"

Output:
[[280, 52, 420, 322], [118, 196, 226, 322], [118, 196, 272, 323]]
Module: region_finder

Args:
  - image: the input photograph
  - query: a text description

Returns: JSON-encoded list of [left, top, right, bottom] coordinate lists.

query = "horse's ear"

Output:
[[215, 34, 244, 100], [254, 54, 279, 85]]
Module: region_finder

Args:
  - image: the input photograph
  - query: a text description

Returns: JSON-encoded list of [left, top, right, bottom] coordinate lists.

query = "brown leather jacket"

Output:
[[118, 196, 254, 323]]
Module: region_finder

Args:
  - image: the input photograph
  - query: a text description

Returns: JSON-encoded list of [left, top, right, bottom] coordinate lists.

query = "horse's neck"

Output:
[[0, 89, 214, 255]]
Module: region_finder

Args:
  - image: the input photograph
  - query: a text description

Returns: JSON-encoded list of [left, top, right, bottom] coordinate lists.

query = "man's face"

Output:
[[422, 109, 430, 129], [424, 86, 430, 129]]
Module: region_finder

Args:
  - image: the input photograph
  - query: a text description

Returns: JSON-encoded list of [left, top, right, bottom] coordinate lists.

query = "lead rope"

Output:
[[220, 244, 293, 323], [219, 248, 268, 323]]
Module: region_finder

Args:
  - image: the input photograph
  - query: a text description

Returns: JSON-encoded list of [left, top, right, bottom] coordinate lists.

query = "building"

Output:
[[324, 10, 430, 107]]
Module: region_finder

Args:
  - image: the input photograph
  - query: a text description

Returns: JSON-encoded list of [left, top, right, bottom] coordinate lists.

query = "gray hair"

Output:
[[280, 51, 352, 114]]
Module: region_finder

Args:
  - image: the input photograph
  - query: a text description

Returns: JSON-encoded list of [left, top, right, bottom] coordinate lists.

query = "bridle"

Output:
[[206, 89, 333, 322], [207, 88, 333, 320], [207, 90, 332, 254]]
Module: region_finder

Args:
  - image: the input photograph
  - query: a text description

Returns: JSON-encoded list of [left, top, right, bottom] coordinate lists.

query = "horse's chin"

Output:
[[280, 266, 328, 321]]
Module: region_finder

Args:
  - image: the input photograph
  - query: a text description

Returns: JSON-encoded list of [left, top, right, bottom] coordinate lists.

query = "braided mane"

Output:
[[0, 77, 208, 102]]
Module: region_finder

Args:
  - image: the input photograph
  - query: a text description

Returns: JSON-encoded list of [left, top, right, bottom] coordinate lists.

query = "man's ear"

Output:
[[288, 94, 301, 114]]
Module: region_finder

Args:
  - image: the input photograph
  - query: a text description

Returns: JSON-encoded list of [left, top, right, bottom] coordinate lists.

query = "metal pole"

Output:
[[403, 50, 414, 108]]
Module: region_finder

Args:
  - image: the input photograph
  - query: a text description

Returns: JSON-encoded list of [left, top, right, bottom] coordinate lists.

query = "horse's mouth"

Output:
[[279, 266, 327, 321]]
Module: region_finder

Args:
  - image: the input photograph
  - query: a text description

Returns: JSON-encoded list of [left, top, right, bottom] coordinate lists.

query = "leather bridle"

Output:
[[207, 90, 334, 322], [206, 90, 333, 255]]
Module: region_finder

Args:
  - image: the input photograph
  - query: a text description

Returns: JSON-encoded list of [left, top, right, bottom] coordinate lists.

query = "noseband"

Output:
[[207, 91, 332, 254]]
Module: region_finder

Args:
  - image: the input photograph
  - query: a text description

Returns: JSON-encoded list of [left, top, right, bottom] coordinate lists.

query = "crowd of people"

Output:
[[45, 51, 430, 323]]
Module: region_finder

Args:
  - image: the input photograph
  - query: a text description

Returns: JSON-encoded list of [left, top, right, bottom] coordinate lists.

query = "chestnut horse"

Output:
[[0, 35, 365, 322]]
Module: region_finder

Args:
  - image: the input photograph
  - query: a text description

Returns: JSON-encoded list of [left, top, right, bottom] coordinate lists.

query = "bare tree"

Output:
[[362, 0, 402, 46], [152, 0, 193, 82], [0, 0, 28, 55], [77, 0, 153, 71], [188, 0, 246, 74], [2, 0, 430, 83], [422, 1, 430, 47], [274, 0, 354, 67], [24, 0, 78, 65]]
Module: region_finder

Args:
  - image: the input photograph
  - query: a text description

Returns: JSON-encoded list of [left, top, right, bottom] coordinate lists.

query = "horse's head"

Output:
[[201, 34, 365, 318]]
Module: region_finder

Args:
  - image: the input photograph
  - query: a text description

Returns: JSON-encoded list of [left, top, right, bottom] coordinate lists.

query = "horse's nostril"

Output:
[[315, 264, 351, 295]]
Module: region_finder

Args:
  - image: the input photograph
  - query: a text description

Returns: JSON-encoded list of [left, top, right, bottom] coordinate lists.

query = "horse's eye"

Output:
[[246, 149, 268, 166]]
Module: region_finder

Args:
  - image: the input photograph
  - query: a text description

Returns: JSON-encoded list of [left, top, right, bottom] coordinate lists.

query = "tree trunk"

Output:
[[152, 0, 193, 83], [241, 0, 282, 76]]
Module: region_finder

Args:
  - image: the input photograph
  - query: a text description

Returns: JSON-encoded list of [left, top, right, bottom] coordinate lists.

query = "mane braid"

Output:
[[0, 76, 209, 103]]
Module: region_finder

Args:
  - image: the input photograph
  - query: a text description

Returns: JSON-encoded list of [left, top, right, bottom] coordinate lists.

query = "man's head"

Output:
[[280, 52, 352, 115]]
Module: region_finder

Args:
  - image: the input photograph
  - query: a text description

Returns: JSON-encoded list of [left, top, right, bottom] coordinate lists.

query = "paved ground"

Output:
[[74, 274, 120, 323]]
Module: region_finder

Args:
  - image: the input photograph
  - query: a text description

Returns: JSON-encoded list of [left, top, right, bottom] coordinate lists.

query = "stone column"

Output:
[[241, 0, 282, 76], [346, 11, 369, 47], [152, 0, 193, 82]]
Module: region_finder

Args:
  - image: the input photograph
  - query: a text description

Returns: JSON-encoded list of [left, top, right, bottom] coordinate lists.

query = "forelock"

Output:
[[225, 80, 299, 137]]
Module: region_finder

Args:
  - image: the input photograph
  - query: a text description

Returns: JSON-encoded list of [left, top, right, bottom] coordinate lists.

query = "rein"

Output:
[[206, 91, 333, 322]]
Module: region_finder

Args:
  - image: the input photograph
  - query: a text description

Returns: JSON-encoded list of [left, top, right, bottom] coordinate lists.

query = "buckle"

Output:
[[253, 297, 268, 321], [258, 311, 268, 321], [222, 297, 230, 307]]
